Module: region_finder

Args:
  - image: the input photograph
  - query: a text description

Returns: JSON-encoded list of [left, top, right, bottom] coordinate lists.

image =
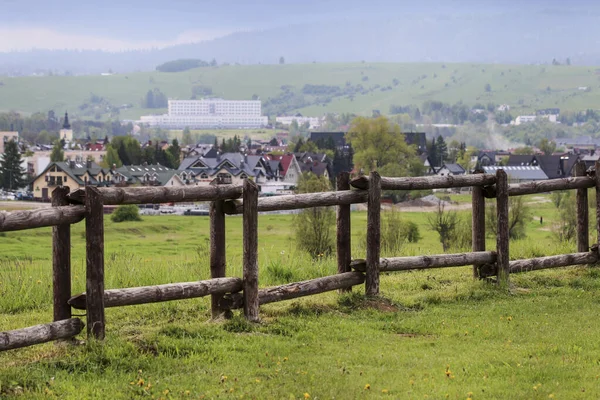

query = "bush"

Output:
[[401, 221, 422, 243], [111, 205, 142, 223]]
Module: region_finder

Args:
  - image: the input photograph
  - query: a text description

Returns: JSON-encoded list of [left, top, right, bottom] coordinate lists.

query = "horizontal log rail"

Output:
[[483, 176, 595, 198], [0, 206, 85, 232], [509, 251, 598, 274], [223, 190, 368, 215], [351, 251, 497, 272], [0, 318, 84, 352], [68, 277, 243, 309], [68, 184, 243, 205], [219, 272, 365, 309], [350, 174, 497, 191]]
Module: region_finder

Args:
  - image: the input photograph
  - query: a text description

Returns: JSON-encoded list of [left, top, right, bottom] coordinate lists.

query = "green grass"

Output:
[[1, 197, 600, 398], [3, 62, 600, 120]]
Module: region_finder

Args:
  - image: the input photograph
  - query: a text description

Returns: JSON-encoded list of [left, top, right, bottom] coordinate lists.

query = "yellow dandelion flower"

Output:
[[382, 389, 389, 393], [507, 316, 513, 321], [163, 389, 169, 395], [283, 357, 288, 362], [533, 386, 538, 391], [184, 390, 190, 395], [255, 379, 261, 383], [409, 379, 415, 385], [304, 393, 310, 399], [548, 395, 555, 399], [364, 384, 371, 390], [467, 398, 472, 400], [229, 388, 234, 393], [137, 378, 144, 386], [36, 280, 41, 284], [146, 383, 152, 389]]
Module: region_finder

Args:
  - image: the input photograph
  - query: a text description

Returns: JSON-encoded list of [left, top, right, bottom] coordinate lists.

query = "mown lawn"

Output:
[[1, 195, 600, 398]]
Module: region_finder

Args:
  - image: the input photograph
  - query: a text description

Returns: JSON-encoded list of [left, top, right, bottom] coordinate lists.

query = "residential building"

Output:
[[483, 166, 548, 183], [0, 131, 19, 154], [437, 163, 465, 177], [139, 99, 268, 129], [506, 154, 579, 179], [277, 116, 322, 129], [404, 132, 428, 155], [514, 115, 537, 125], [497, 104, 510, 112]]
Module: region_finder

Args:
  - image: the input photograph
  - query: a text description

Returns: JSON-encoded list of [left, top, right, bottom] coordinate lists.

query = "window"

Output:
[[200, 173, 208, 179], [217, 173, 232, 184], [240, 173, 248, 179]]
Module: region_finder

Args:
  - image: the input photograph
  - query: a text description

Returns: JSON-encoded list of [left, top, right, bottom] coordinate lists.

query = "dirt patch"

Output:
[[362, 297, 399, 312]]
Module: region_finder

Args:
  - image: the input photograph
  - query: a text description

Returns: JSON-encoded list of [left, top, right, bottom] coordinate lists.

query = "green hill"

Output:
[[2, 63, 600, 120]]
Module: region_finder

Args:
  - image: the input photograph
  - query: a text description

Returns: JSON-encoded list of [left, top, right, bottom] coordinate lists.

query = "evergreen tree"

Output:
[[435, 135, 448, 166], [0, 140, 26, 190], [167, 139, 181, 168], [50, 139, 64, 162], [428, 138, 438, 168], [294, 138, 305, 153]]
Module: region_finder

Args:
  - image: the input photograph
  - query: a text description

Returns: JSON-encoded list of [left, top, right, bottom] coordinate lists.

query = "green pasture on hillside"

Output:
[[1, 196, 600, 398]]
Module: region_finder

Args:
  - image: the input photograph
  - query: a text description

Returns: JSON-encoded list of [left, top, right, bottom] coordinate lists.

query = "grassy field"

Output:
[[3, 63, 600, 120], [2, 195, 600, 398]]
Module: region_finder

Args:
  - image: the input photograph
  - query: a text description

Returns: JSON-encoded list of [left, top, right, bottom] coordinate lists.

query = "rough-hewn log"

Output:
[[219, 272, 365, 310], [68, 278, 243, 309], [509, 251, 598, 274], [222, 190, 367, 215], [366, 171, 381, 296], [336, 172, 352, 293], [85, 186, 105, 340], [243, 179, 259, 322], [350, 174, 496, 191], [0, 318, 84, 352], [68, 184, 243, 205], [350, 251, 497, 272], [496, 169, 510, 287], [576, 162, 590, 252], [596, 160, 600, 246], [472, 171, 486, 279], [0, 205, 85, 232], [52, 187, 72, 322], [210, 200, 229, 319], [483, 176, 595, 198]]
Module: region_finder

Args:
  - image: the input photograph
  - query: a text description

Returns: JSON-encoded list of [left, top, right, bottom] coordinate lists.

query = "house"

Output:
[[497, 104, 510, 112], [514, 115, 537, 125], [31, 160, 112, 200], [300, 161, 330, 179], [483, 166, 548, 183], [506, 154, 579, 179], [475, 151, 497, 167], [404, 132, 428, 155], [113, 164, 185, 188], [437, 163, 466, 177], [265, 153, 302, 185]]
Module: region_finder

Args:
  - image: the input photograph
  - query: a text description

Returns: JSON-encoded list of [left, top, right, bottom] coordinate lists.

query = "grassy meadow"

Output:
[[2, 195, 600, 398], [3, 62, 600, 120]]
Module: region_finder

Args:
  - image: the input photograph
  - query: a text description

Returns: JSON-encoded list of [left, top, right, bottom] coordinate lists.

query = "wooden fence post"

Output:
[[366, 171, 381, 296], [336, 171, 352, 293], [210, 199, 230, 319], [85, 186, 105, 339], [596, 160, 600, 248], [243, 179, 259, 322], [471, 171, 486, 279], [52, 187, 71, 322], [575, 161, 589, 252], [495, 169, 510, 287]]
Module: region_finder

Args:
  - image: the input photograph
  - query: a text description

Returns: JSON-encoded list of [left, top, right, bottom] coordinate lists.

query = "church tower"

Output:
[[60, 112, 73, 142]]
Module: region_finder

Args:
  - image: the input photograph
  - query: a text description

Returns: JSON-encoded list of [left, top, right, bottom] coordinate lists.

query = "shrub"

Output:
[[401, 221, 422, 243], [111, 205, 142, 223]]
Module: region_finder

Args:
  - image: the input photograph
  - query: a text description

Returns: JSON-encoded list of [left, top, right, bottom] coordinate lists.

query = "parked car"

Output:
[[16, 191, 34, 201]]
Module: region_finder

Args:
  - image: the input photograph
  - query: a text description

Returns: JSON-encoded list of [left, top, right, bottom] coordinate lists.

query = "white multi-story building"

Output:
[[140, 99, 268, 129], [276, 116, 322, 129]]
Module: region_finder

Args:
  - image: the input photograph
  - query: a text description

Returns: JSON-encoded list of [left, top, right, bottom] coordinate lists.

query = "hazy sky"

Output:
[[0, 0, 591, 52]]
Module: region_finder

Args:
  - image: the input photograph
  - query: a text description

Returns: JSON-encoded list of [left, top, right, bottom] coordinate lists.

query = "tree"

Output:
[[103, 145, 122, 168], [484, 83, 492, 92], [294, 172, 335, 258], [552, 191, 576, 242], [167, 139, 181, 168], [50, 139, 64, 162], [435, 135, 448, 166], [538, 138, 557, 155], [0, 140, 26, 190], [111, 136, 142, 165], [111, 205, 142, 223], [513, 146, 535, 155], [279, 56, 285, 65], [181, 127, 194, 146], [486, 197, 530, 240], [427, 200, 458, 252], [346, 116, 421, 176]]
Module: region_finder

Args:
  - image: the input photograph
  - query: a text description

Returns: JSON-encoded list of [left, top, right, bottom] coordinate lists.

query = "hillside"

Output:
[[2, 62, 600, 120]]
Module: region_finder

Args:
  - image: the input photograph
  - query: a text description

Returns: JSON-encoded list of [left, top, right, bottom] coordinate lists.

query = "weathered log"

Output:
[[366, 171, 381, 296], [210, 200, 230, 319], [219, 272, 365, 310], [222, 189, 367, 215], [68, 184, 243, 205], [52, 187, 72, 322], [483, 176, 595, 198], [336, 172, 352, 293], [350, 251, 497, 272], [0, 205, 85, 232], [68, 278, 243, 309], [596, 160, 600, 246], [85, 187, 105, 340], [350, 174, 496, 190], [471, 172, 486, 279], [243, 179, 259, 322], [576, 162, 589, 252], [496, 169, 510, 287], [509, 251, 598, 274], [0, 318, 84, 352]]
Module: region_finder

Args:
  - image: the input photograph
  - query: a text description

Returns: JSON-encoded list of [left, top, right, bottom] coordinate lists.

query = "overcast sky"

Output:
[[0, 0, 592, 52]]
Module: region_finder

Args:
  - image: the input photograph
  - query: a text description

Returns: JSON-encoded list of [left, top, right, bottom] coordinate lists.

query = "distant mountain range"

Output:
[[1, 10, 600, 74]]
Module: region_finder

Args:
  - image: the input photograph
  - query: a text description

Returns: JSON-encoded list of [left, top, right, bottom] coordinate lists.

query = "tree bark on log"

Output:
[[219, 272, 365, 310], [210, 200, 230, 319], [85, 187, 105, 340], [366, 171, 381, 296], [350, 251, 497, 272], [68, 278, 243, 309], [52, 187, 72, 322], [336, 172, 352, 293], [496, 169, 510, 287], [0, 206, 85, 232], [471, 172, 486, 279], [350, 174, 497, 191], [0, 318, 84, 352], [68, 184, 243, 205], [242, 179, 260, 322], [483, 176, 595, 198], [509, 251, 598, 274], [222, 190, 367, 215], [576, 161, 589, 252]]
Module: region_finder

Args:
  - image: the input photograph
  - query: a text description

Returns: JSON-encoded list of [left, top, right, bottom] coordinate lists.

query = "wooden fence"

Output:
[[1, 161, 599, 351]]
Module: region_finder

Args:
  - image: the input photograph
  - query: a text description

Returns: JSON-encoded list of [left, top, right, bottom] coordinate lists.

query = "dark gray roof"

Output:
[[442, 163, 465, 174]]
